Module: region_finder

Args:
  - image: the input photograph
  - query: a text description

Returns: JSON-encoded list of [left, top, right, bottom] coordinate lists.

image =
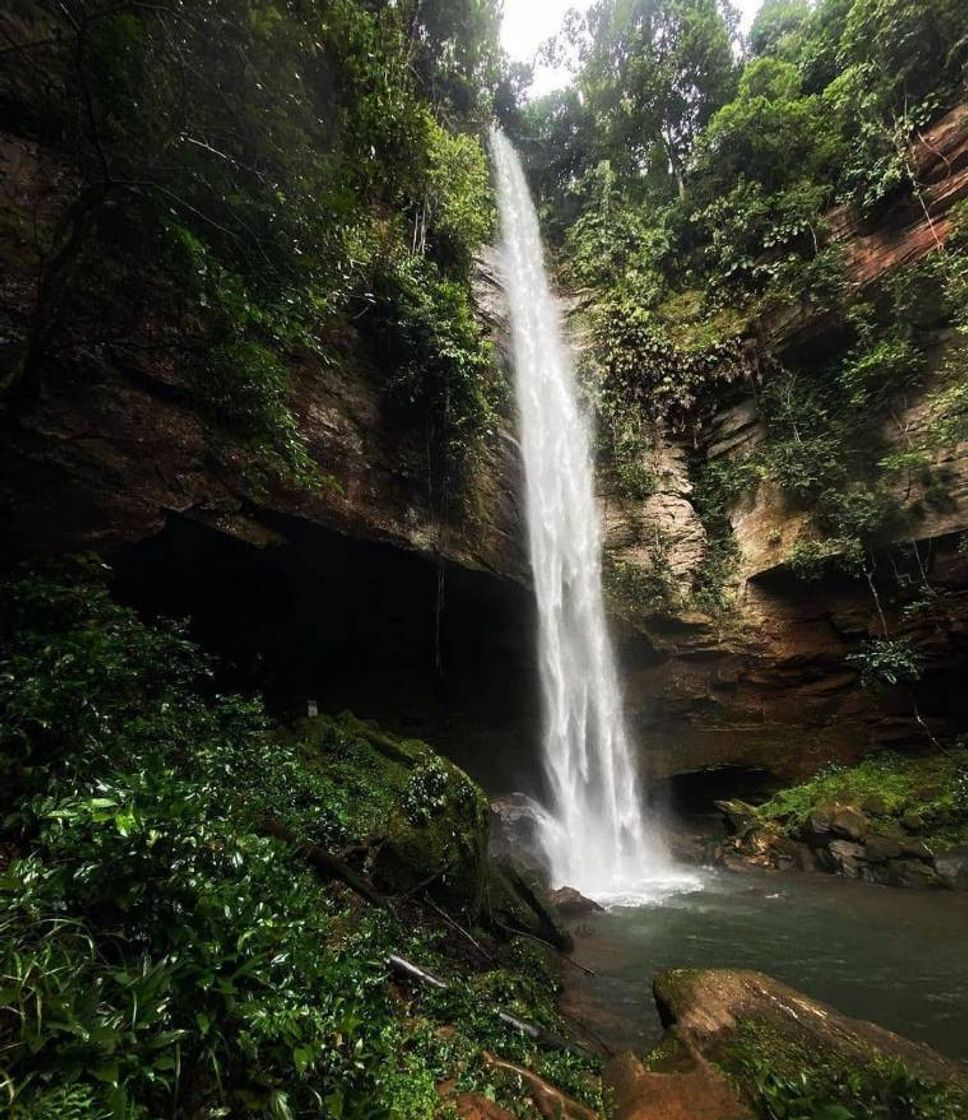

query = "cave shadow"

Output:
[[112, 510, 544, 796]]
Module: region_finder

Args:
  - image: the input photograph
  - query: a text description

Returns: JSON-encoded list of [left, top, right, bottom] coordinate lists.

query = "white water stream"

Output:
[[491, 130, 681, 901]]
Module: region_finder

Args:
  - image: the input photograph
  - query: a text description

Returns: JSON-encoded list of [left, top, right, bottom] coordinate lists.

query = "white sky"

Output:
[[501, 0, 766, 98]]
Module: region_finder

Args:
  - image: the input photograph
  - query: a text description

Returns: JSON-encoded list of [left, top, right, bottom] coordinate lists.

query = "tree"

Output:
[[577, 0, 739, 196], [749, 0, 811, 59]]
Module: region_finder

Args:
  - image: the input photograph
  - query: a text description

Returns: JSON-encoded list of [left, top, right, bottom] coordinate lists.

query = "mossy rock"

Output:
[[296, 712, 489, 917], [651, 968, 968, 1119], [483, 862, 573, 951]]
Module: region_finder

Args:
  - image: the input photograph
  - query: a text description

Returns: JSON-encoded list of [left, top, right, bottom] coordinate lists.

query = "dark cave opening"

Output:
[[113, 510, 543, 796]]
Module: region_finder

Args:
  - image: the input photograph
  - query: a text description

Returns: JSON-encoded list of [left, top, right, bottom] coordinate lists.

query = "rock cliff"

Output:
[[3, 95, 968, 791], [599, 103, 968, 782]]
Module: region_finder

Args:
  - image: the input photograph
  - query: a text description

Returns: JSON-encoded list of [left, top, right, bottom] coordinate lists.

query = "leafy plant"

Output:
[[846, 639, 923, 690]]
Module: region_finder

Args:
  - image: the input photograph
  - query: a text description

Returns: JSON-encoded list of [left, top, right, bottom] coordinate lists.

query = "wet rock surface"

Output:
[[548, 887, 605, 918], [715, 796, 963, 890], [488, 793, 552, 881], [604, 1049, 752, 1120]]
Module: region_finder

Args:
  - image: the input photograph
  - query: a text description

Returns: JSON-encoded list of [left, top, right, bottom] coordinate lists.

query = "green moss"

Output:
[[755, 749, 968, 851], [718, 1018, 968, 1120], [292, 712, 489, 916]]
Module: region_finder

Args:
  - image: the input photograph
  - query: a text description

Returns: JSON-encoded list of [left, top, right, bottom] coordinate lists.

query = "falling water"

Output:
[[491, 130, 673, 900]]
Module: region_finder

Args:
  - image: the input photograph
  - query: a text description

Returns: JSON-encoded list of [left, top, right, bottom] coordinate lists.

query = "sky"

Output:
[[501, 0, 766, 98]]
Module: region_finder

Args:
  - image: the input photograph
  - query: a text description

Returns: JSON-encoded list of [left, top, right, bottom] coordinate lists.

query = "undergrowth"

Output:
[[0, 560, 601, 1119]]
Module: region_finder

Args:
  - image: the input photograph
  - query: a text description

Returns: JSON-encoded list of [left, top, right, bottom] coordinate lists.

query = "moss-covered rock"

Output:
[[296, 712, 489, 917], [716, 748, 968, 889], [649, 968, 968, 1120], [483, 862, 573, 951]]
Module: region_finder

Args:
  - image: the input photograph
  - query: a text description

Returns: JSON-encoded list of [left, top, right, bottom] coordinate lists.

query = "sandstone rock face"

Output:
[[5, 85, 968, 794], [591, 105, 968, 784], [0, 128, 526, 586], [603, 442, 708, 581]]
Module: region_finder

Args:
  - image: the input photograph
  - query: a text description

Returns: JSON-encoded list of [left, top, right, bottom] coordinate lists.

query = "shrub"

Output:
[[846, 638, 923, 689]]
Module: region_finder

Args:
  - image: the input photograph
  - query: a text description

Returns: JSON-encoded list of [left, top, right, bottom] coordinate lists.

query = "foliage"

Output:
[[846, 639, 923, 690], [591, 295, 747, 434], [0, 562, 596, 1119], [753, 747, 968, 851], [721, 1018, 967, 1120], [3, 0, 506, 487], [603, 548, 678, 620], [520, 0, 968, 556], [369, 253, 500, 484], [688, 456, 759, 612]]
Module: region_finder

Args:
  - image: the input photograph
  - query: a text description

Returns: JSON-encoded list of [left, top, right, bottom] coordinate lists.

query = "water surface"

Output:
[[562, 868, 968, 1062]]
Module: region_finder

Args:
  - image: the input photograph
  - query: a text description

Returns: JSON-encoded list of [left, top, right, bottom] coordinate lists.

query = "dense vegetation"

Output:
[[1, 0, 514, 492], [516, 0, 968, 614], [3, 2, 968, 1117], [0, 561, 601, 1119]]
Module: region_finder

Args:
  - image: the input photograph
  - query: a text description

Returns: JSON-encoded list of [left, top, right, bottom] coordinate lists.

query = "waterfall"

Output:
[[491, 130, 672, 900]]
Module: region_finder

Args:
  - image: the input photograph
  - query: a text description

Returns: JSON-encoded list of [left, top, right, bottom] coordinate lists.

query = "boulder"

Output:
[[549, 886, 605, 917], [829, 805, 869, 842], [935, 846, 968, 890], [863, 834, 903, 863], [772, 836, 817, 872], [901, 809, 925, 833], [861, 793, 890, 816], [900, 838, 933, 860], [802, 806, 834, 844], [648, 968, 967, 1116], [484, 862, 573, 951], [489, 793, 552, 882], [827, 839, 867, 879], [714, 800, 759, 838], [885, 858, 943, 890]]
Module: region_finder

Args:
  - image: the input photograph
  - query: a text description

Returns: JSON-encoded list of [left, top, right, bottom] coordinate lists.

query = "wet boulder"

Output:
[[484, 862, 572, 951], [885, 858, 943, 890], [863, 833, 903, 863], [935, 846, 968, 890], [827, 839, 867, 879], [489, 793, 552, 882], [829, 805, 869, 842], [549, 886, 605, 917]]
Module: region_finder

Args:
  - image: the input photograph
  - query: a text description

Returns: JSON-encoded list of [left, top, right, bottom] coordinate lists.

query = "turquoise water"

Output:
[[561, 868, 968, 1061]]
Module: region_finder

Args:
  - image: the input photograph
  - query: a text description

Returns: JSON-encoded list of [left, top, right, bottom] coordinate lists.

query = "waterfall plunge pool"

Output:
[[561, 867, 968, 1062]]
